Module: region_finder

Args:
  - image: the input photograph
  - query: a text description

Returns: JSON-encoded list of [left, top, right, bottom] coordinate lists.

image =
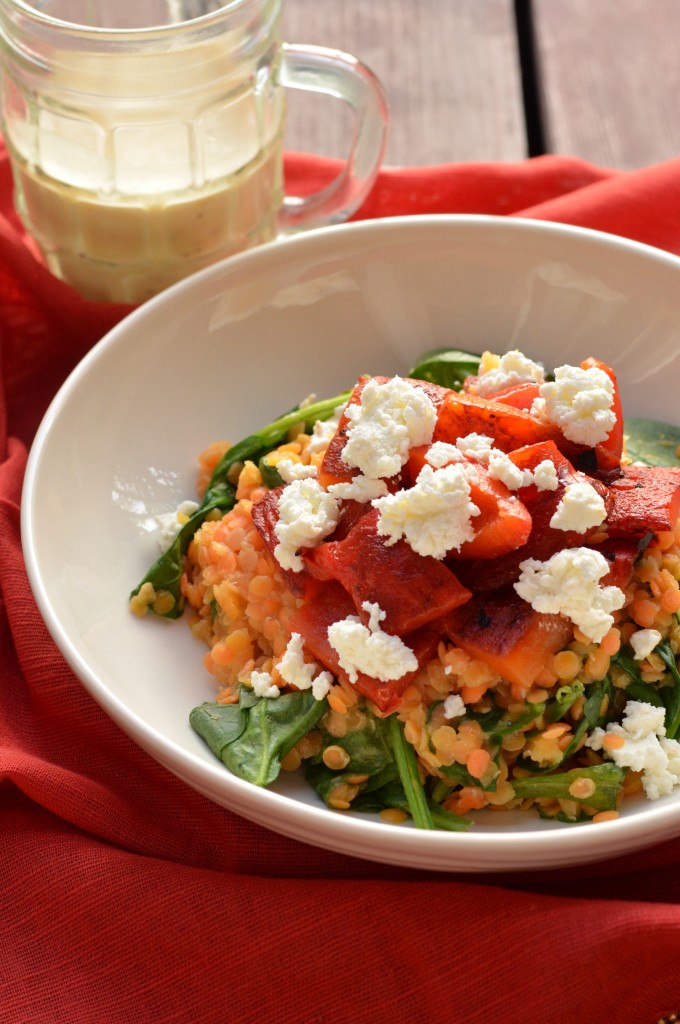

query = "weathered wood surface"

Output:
[[282, 0, 680, 172], [281, 0, 527, 166], [528, 0, 680, 169]]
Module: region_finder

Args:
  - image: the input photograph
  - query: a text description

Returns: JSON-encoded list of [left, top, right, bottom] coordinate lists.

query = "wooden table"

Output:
[[282, 0, 680, 170]]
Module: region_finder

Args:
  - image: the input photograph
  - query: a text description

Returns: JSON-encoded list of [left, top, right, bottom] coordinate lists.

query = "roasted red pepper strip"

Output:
[[433, 389, 577, 456], [453, 441, 599, 591], [444, 587, 573, 692], [451, 465, 533, 560], [478, 381, 541, 411], [594, 539, 639, 591], [304, 508, 471, 635], [290, 581, 437, 713], [606, 465, 680, 537]]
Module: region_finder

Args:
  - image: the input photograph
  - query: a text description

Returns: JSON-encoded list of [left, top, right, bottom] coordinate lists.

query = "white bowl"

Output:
[[21, 215, 680, 872]]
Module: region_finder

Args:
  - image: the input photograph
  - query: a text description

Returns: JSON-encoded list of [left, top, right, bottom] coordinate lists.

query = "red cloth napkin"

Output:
[[3, 142, 680, 1024]]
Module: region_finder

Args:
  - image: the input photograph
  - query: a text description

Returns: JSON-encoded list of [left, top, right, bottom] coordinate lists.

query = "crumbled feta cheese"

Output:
[[341, 377, 437, 479], [328, 475, 389, 503], [487, 450, 532, 491], [630, 628, 663, 661], [273, 478, 340, 571], [549, 481, 607, 533], [306, 413, 341, 457], [251, 670, 280, 699], [532, 364, 615, 446], [586, 700, 680, 800], [372, 463, 481, 559], [425, 441, 464, 468], [455, 433, 495, 462], [278, 632, 334, 700], [443, 693, 466, 719], [327, 602, 418, 683], [275, 458, 318, 483], [514, 547, 625, 643], [155, 499, 199, 550], [474, 349, 545, 397], [362, 601, 386, 632], [278, 633, 317, 690], [532, 459, 560, 491], [312, 673, 333, 701]]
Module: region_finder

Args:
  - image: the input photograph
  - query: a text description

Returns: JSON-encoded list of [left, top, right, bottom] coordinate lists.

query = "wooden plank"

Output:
[[533, 0, 680, 169], [281, 0, 527, 166]]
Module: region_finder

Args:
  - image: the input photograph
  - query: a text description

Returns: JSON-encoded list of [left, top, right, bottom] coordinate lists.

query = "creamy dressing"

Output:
[[12, 131, 283, 303]]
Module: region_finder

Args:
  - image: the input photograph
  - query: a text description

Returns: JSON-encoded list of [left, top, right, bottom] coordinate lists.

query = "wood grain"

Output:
[[281, 0, 527, 167], [533, 0, 680, 169]]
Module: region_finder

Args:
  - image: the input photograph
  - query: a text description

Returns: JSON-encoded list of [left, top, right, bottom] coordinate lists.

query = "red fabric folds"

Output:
[[3, 138, 680, 1023]]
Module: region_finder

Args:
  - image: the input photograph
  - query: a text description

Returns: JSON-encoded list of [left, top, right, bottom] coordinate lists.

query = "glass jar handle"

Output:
[[278, 43, 389, 231]]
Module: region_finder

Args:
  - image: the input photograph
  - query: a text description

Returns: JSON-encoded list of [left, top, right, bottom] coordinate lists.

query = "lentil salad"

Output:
[[130, 348, 680, 830]]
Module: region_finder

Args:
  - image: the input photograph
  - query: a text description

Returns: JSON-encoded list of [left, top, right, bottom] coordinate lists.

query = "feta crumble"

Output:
[[514, 547, 625, 643], [443, 693, 466, 719], [425, 441, 464, 469], [372, 463, 481, 559], [328, 475, 389, 503], [341, 377, 437, 479], [273, 478, 340, 572], [275, 458, 318, 483], [487, 450, 532, 491], [250, 670, 280, 699], [474, 349, 545, 397], [306, 408, 343, 456], [155, 499, 199, 551], [327, 600, 418, 684], [531, 364, 616, 446], [278, 632, 334, 700], [586, 701, 680, 801], [532, 459, 560, 492], [630, 628, 663, 661], [455, 433, 495, 462], [549, 481, 607, 533]]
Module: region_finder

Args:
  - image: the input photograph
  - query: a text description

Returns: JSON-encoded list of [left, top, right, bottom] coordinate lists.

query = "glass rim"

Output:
[[2, 0, 264, 38]]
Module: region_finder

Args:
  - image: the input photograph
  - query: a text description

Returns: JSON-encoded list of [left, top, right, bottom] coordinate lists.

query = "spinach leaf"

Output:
[[258, 454, 285, 489], [313, 709, 395, 776], [406, 348, 481, 391], [352, 779, 472, 831], [656, 641, 680, 739], [189, 701, 249, 758], [306, 712, 397, 806], [511, 763, 625, 812], [518, 676, 612, 774], [190, 689, 327, 787], [625, 417, 680, 467], [612, 651, 665, 707], [389, 716, 434, 829], [439, 752, 500, 793], [543, 682, 585, 725], [131, 390, 350, 617], [305, 761, 400, 806], [490, 702, 546, 739]]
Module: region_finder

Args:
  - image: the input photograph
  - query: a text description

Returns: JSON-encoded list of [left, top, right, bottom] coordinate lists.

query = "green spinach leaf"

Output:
[[656, 641, 680, 739], [191, 689, 327, 787], [511, 763, 625, 812], [389, 715, 434, 829], [352, 779, 472, 831], [406, 348, 481, 391], [313, 710, 395, 776], [612, 651, 665, 707], [625, 417, 680, 467]]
